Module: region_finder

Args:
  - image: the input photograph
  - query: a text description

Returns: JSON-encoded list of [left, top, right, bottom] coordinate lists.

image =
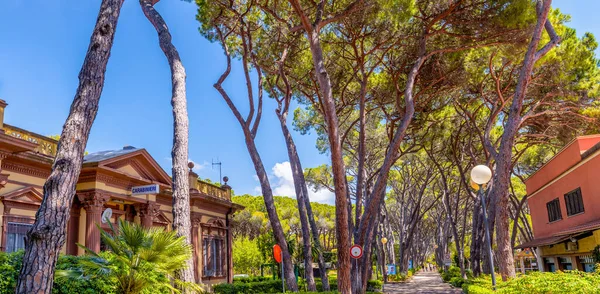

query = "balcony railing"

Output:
[[4, 124, 58, 157], [193, 180, 231, 201]]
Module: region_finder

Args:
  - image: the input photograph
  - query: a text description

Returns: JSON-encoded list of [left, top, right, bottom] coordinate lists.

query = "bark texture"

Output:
[[278, 113, 317, 291], [15, 0, 124, 292], [140, 0, 194, 284], [213, 31, 298, 291], [490, 0, 559, 281], [306, 29, 352, 294], [273, 45, 330, 291]]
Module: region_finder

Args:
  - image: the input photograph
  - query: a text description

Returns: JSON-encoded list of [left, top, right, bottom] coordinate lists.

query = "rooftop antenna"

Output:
[[212, 158, 222, 185]]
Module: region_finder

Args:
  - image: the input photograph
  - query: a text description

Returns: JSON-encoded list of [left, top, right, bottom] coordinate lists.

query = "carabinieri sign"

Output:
[[131, 184, 160, 195]]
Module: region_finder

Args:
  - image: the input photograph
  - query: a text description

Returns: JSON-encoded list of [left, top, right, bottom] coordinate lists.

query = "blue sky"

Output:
[[0, 0, 598, 204]]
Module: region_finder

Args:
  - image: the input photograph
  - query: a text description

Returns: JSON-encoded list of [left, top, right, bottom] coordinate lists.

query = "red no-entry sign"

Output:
[[273, 244, 282, 263], [350, 244, 363, 259]]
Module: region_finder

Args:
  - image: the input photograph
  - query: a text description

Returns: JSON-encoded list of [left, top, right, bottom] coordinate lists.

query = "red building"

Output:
[[517, 135, 600, 272]]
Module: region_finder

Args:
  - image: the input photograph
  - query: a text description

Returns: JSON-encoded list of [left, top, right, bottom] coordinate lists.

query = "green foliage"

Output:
[[366, 279, 383, 291], [53, 255, 115, 294], [0, 251, 113, 294], [593, 245, 600, 263], [449, 277, 466, 288], [231, 194, 337, 267], [213, 279, 283, 294], [62, 220, 201, 294], [462, 271, 600, 294], [213, 277, 381, 293], [0, 250, 23, 294], [232, 237, 264, 275], [441, 266, 463, 282]]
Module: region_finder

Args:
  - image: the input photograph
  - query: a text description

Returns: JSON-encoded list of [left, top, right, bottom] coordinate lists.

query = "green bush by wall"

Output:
[[462, 270, 600, 294], [213, 277, 382, 294], [0, 251, 115, 294]]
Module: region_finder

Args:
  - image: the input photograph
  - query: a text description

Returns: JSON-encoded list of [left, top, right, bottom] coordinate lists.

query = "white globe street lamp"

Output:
[[471, 165, 492, 185], [471, 164, 496, 290]]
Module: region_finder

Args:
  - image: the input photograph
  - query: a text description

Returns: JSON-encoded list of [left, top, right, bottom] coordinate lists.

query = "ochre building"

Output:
[[517, 135, 600, 273], [0, 99, 242, 285]]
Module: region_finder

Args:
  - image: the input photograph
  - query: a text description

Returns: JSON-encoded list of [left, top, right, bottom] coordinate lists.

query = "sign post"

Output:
[[443, 253, 452, 268], [273, 244, 284, 293]]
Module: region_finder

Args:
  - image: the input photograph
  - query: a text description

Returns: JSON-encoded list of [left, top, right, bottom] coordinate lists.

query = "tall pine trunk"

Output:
[[140, 0, 194, 284], [15, 0, 124, 292], [305, 28, 353, 294], [213, 38, 298, 290], [278, 112, 330, 291], [245, 136, 299, 291], [490, 0, 558, 280]]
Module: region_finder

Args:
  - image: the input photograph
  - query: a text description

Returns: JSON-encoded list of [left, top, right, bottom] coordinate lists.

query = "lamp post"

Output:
[[471, 165, 496, 290]]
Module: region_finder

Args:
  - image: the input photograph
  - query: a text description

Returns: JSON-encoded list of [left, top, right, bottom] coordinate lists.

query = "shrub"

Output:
[[388, 273, 409, 282], [0, 250, 23, 294], [214, 279, 282, 294], [232, 276, 271, 283], [449, 277, 465, 288], [53, 255, 114, 294], [214, 277, 381, 293], [462, 271, 600, 294], [366, 280, 383, 291], [0, 251, 114, 294], [441, 266, 462, 282]]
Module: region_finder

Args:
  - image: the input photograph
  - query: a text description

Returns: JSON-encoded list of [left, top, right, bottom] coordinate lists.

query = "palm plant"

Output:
[[59, 220, 202, 294]]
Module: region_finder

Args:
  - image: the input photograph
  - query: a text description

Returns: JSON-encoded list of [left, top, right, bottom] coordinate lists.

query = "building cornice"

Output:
[[528, 147, 600, 198]]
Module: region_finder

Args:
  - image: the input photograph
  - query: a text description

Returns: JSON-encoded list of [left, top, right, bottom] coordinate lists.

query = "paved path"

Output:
[[383, 271, 462, 294]]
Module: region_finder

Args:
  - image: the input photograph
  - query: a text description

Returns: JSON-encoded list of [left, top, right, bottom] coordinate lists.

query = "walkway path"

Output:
[[383, 271, 462, 294]]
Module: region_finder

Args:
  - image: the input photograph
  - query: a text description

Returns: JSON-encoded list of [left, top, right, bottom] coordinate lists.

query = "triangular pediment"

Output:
[[99, 150, 172, 186], [154, 211, 171, 225], [0, 187, 43, 204], [116, 164, 143, 179]]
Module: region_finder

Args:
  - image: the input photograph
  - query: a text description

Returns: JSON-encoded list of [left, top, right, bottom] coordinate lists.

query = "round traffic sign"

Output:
[[350, 244, 363, 259], [273, 244, 282, 263]]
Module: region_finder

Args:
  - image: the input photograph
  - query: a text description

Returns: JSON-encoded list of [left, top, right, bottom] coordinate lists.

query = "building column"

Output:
[[573, 255, 584, 271], [66, 203, 81, 255], [535, 247, 544, 272], [137, 202, 159, 228], [80, 192, 109, 253], [227, 211, 233, 283], [519, 257, 525, 273], [192, 219, 201, 283], [554, 257, 562, 271]]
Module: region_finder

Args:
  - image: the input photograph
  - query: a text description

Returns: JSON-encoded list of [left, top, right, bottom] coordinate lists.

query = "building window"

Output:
[[546, 198, 562, 222], [203, 237, 226, 277], [564, 188, 584, 216], [6, 223, 32, 253]]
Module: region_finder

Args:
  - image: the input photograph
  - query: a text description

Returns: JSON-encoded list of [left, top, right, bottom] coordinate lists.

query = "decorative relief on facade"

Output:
[[0, 173, 9, 189], [96, 173, 133, 189], [137, 202, 160, 219], [78, 192, 110, 212], [2, 161, 51, 178], [4, 125, 58, 157]]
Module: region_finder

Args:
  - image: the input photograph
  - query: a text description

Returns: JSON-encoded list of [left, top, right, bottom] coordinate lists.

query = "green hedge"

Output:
[[0, 251, 115, 294], [213, 277, 382, 294], [214, 279, 283, 294], [462, 271, 600, 294], [0, 250, 23, 294]]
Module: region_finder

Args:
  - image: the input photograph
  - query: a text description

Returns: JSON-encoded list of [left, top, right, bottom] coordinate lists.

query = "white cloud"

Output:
[[307, 188, 335, 205], [189, 159, 209, 173], [267, 161, 335, 205], [164, 157, 208, 173]]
